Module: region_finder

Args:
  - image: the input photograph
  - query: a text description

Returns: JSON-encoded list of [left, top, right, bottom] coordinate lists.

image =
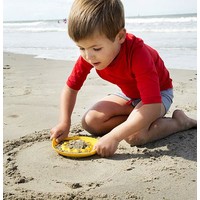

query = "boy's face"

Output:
[[76, 30, 125, 70]]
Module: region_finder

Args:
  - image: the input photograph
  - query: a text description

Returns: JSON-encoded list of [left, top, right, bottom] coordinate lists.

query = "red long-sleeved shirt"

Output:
[[67, 33, 172, 104]]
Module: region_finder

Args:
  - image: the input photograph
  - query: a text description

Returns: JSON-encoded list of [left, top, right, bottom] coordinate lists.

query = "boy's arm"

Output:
[[50, 85, 78, 143], [60, 85, 78, 124], [94, 103, 161, 157], [112, 103, 161, 141]]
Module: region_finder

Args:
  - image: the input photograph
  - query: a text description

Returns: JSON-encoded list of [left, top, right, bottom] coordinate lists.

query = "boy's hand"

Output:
[[50, 122, 70, 143], [94, 133, 119, 157]]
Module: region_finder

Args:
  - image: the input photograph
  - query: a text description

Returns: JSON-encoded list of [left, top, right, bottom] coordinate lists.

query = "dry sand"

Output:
[[3, 53, 197, 199]]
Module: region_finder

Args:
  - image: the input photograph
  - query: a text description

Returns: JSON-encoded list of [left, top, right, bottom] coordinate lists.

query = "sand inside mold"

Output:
[[3, 124, 197, 200], [56, 139, 90, 153]]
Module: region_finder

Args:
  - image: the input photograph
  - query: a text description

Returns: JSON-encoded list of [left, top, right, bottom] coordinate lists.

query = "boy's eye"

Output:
[[93, 48, 102, 51], [79, 47, 85, 51]]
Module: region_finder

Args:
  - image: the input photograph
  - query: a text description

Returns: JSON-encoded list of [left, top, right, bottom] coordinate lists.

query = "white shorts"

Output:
[[114, 88, 174, 113]]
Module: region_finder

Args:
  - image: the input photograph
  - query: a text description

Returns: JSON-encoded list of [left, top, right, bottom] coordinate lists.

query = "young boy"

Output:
[[50, 0, 197, 157]]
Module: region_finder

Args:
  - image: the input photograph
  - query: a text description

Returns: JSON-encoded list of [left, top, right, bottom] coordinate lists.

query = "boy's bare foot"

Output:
[[172, 109, 197, 131]]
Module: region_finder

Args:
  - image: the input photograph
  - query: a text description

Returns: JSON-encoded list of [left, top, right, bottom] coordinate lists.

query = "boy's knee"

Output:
[[81, 111, 103, 136], [81, 112, 93, 132]]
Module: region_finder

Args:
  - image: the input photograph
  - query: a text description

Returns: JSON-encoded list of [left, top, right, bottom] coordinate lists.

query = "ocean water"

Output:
[[3, 13, 197, 70]]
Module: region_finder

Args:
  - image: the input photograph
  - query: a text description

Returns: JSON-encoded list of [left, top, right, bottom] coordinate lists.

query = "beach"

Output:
[[3, 52, 197, 199]]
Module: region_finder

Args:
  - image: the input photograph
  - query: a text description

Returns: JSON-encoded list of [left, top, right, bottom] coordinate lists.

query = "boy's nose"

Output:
[[85, 51, 94, 61]]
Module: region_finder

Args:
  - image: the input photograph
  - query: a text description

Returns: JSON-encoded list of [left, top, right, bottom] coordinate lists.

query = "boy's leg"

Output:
[[125, 102, 197, 146], [82, 94, 133, 135], [82, 94, 197, 145]]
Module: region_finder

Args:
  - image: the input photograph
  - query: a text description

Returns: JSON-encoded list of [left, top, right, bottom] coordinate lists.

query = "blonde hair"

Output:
[[68, 0, 125, 42]]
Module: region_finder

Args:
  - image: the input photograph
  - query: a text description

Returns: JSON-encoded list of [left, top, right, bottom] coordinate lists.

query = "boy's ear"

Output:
[[118, 28, 126, 44]]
